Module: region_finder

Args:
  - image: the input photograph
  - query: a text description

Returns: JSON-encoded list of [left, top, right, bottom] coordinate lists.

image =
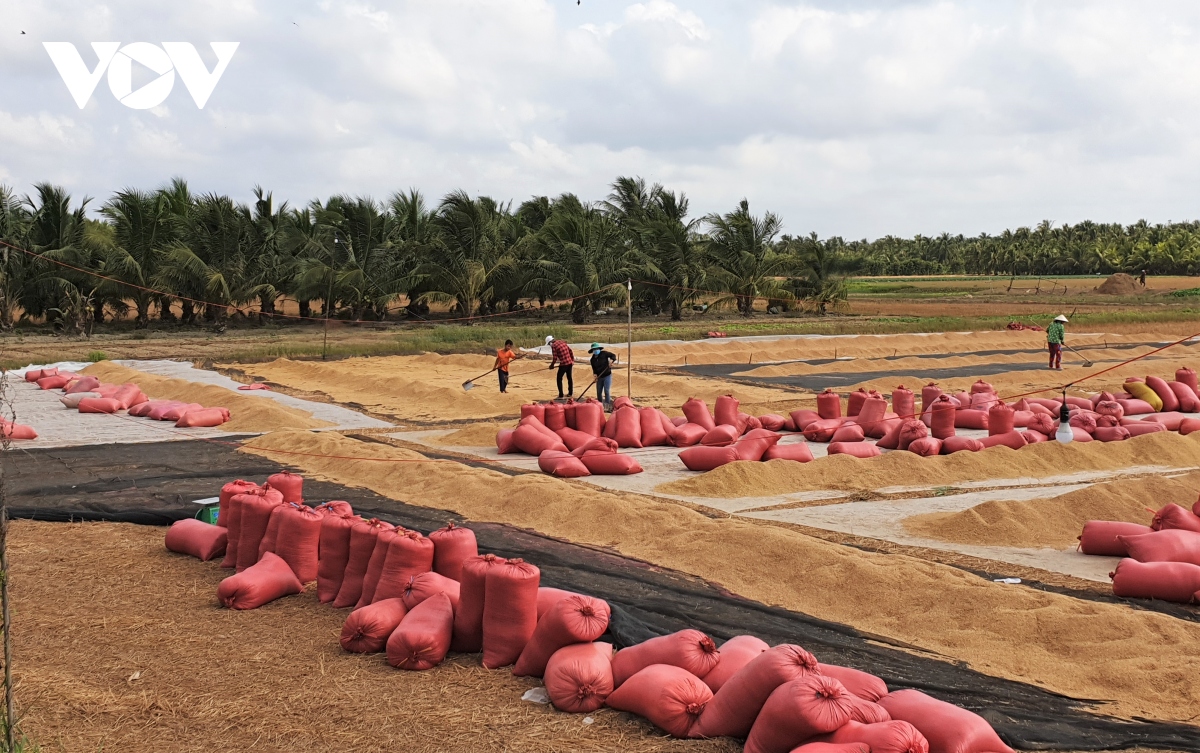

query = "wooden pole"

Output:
[[626, 279, 633, 398]]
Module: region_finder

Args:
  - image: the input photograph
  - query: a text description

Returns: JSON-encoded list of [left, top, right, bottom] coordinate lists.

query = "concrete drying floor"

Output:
[[391, 427, 1197, 583], [4, 361, 391, 450]]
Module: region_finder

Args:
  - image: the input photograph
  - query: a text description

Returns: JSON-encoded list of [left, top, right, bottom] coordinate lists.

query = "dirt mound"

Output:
[[242, 430, 1200, 722], [902, 473, 1200, 548], [82, 362, 328, 432], [1096, 273, 1141, 295], [11, 520, 733, 753], [658, 431, 1200, 498]]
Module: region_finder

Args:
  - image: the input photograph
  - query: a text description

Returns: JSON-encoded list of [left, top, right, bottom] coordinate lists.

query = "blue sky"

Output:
[[2, 1, 1199, 239]]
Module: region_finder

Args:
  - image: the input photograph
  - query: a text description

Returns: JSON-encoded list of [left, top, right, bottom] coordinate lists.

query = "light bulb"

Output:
[[1055, 421, 1073, 444]]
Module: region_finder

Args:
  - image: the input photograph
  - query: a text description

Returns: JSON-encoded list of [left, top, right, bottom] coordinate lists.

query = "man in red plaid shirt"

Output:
[[545, 335, 575, 399]]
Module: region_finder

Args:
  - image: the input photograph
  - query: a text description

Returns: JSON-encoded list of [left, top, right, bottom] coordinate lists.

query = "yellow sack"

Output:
[[1124, 380, 1163, 412]]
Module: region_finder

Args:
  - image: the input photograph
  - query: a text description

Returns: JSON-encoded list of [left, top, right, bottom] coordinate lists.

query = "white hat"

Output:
[[1054, 315, 1068, 323], [545, 335, 554, 345]]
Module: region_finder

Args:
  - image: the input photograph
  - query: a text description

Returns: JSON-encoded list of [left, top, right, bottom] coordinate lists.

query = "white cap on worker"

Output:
[[1054, 315, 1068, 322], [545, 335, 554, 345]]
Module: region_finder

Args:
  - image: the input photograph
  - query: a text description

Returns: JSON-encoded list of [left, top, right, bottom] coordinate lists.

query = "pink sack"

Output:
[[1120, 529, 1200, 566], [987, 404, 1014, 436], [1093, 425, 1130, 442], [339, 598, 408, 653], [1124, 422, 1166, 438], [803, 418, 844, 443], [817, 390, 842, 420], [65, 376, 100, 394], [605, 664, 712, 739], [580, 451, 643, 475], [357, 525, 401, 608], [817, 663, 888, 702], [164, 519, 227, 561], [791, 409, 821, 432], [819, 721, 929, 753], [736, 428, 783, 461], [538, 450, 591, 477], [979, 431, 1026, 451], [680, 445, 739, 471], [0, 420, 37, 440], [941, 436, 984, 453], [513, 424, 568, 455], [482, 558, 540, 669], [613, 405, 643, 448], [371, 530, 436, 602], [1181, 418, 1200, 436], [545, 642, 614, 713], [683, 397, 717, 431], [24, 367, 55, 382], [429, 521, 477, 581], [879, 689, 1014, 753], [1110, 558, 1200, 602], [907, 437, 942, 457], [161, 403, 205, 421], [571, 436, 618, 457], [537, 586, 583, 618], [452, 553, 507, 652], [892, 385, 915, 420], [703, 635, 769, 692], [236, 489, 286, 572], [931, 398, 956, 439], [697, 644, 820, 739], [575, 401, 605, 436], [1143, 412, 1186, 431], [856, 397, 889, 437], [1146, 376, 1180, 412], [672, 423, 708, 446], [715, 394, 740, 426], [1117, 399, 1155, 415], [555, 426, 596, 451], [175, 407, 229, 428], [1169, 384, 1200, 414], [896, 420, 928, 451], [78, 397, 122, 414], [543, 403, 567, 431], [36, 375, 71, 390], [639, 407, 671, 446], [744, 674, 856, 753], [333, 518, 390, 608], [847, 389, 869, 417], [764, 443, 815, 463], [794, 744, 869, 753], [828, 442, 881, 458], [1078, 521, 1153, 556], [954, 410, 989, 430], [217, 551, 302, 610], [317, 511, 358, 602], [272, 504, 322, 582], [759, 414, 787, 431], [1151, 504, 1200, 534], [611, 629, 720, 687], [831, 424, 866, 443], [514, 594, 611, 677], [386, 592, 454, 670], [398, 571, 461, 613], [702, 424, 740, 446], [1177, 367, 1200, 395], [521, 403, 546, 423]]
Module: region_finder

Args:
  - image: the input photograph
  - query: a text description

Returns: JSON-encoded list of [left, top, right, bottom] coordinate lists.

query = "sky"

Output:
[[2, 0, 1200, 240]]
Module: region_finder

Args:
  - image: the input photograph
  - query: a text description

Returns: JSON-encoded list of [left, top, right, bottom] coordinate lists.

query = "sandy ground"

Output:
[[225, 355, 805, 423], [82, 361, 329, 432], [10, 520, 737, 753], [240, 430, 1200, 723]]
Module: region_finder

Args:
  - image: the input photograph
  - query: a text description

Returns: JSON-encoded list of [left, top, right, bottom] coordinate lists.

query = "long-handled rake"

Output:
[[1065, 344, 1094, 367]]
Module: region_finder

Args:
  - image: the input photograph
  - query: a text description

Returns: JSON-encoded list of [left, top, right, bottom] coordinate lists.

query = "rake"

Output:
[[1065, 344, 1094, 367]]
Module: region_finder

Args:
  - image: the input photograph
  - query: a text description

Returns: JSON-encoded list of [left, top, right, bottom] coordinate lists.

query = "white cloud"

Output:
[[3, 0, 1200, 238]]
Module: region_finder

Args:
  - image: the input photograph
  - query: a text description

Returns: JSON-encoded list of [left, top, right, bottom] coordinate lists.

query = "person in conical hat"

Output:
[[1047, 315, 1067, 370]]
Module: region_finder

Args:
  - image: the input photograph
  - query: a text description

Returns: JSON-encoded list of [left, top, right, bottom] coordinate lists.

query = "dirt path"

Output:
[[241, 430, 1200, 724]]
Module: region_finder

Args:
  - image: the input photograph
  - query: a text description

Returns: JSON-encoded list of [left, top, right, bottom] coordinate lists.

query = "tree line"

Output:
[[835, 218, 1200, 278], [0, 177, 848, 333]]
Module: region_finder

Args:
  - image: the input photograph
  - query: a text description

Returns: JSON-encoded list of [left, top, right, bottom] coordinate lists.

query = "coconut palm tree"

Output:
[[525, 194, 631, 323], [420, 191, 517, 320], [703, 199, 793, 316]]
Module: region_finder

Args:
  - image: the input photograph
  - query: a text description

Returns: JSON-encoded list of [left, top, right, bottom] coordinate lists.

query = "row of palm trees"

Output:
[[839, 219, 1200, 277], [0, 177, 846, 332]]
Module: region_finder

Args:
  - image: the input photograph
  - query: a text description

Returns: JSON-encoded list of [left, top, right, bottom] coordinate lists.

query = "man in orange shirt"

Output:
[[494, 339, 521, 393]]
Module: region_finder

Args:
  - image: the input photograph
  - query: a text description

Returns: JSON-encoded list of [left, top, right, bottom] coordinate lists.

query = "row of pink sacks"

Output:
[[165, 478, 1014, 753], [45, 372, 232, 428], [1077, 497, 1200, 603]]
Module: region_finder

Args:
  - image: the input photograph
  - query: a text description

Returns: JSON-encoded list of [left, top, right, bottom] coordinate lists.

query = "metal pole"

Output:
[[0, 373, 17, 752], [626, 279, 633, 398], [323, 235, 339, 361]]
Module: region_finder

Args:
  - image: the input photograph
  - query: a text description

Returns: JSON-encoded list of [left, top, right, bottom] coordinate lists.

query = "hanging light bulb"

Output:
[[1056, 393, 1073, 444]]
